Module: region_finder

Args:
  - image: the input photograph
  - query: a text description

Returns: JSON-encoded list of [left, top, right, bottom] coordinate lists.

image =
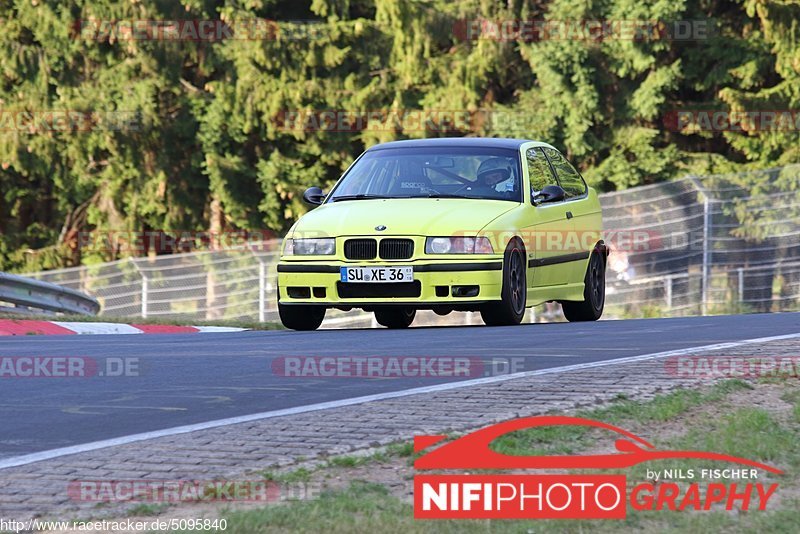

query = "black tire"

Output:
[[278, 302, 326, 331], [481, 241, 526, 326], [562, 251, 606, 322], [374, 307, 416, 329]]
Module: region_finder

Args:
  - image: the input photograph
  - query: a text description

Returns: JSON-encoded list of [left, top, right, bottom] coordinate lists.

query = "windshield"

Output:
[[327, 146, 522, 203]]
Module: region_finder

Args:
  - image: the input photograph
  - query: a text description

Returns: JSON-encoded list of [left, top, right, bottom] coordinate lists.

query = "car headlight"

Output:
[[284, 238, 336, 256], [425, 237, 494, 254]]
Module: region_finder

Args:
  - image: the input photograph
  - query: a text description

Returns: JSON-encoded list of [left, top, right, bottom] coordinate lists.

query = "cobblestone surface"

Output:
[[0, 337, 797, 520]]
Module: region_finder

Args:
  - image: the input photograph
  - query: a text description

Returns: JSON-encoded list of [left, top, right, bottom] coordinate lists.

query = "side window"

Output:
[[542, 147, 587, 199], [526, 147, 557, 203]]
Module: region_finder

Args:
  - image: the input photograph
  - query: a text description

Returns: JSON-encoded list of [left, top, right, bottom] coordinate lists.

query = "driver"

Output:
[[473, 158, 514, 198]]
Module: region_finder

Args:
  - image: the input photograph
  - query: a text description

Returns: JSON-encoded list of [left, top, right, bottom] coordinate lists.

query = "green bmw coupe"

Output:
[[277, 138, 607, 330]]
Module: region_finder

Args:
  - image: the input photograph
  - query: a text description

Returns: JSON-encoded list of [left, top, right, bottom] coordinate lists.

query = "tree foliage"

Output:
[[0, 0, 798, 271]]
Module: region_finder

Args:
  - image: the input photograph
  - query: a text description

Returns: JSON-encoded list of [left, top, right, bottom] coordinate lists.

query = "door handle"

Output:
[[566, 211, 573, 220]]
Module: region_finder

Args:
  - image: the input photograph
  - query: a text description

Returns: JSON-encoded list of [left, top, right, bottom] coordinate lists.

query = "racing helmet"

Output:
[[477, 158, 512, 185]]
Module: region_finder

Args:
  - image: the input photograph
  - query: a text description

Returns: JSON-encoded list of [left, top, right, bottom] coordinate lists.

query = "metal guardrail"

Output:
[[0, 272, 100, 316]]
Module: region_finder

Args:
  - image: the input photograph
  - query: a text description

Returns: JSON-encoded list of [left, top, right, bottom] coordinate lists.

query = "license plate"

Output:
[[340, 266, 414, 283]]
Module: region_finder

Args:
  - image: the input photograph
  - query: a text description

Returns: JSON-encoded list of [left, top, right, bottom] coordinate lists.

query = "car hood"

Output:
[[291, 198, 517, 237]]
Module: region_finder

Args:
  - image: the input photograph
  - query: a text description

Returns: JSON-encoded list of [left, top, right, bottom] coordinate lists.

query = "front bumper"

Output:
[[277, 260, 503, 307]]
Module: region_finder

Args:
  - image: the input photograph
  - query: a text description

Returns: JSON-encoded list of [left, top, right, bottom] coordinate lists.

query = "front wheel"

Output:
[[278, 302, 326, 331], [562, 251, 605, 322], [374, 307, 416, 329], [481, 242, 526, 326]]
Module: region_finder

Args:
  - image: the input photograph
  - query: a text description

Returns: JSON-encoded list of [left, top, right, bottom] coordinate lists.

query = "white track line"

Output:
[[2, 331, 799, 471]]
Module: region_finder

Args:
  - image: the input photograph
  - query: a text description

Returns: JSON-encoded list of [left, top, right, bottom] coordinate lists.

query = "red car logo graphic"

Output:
[[414, 415, 783, 474]]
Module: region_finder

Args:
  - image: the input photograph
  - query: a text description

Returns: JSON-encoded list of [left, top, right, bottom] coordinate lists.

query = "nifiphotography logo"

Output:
[[413, 416, 782, 519]]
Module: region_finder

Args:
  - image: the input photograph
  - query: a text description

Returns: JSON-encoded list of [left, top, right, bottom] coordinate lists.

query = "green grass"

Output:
[[206, 481, 414, 534], [779, 388, 800, 423], [385, 441, 415, 458], [259, 442, 417, 485], [491, 380, 753, 457], [624, 405, 796, 482], [127, 503, 171, 516], [165, 481, 800, 534], [491, 419, 591, 456], [757, 370, 800, 384], [591, 379, 752, 424], [323, 445, 417, 468], [0, 312, 281, 330], [678, 408, 795, 465], [260, 467, 314, 484], [325, 455, 380, 468]]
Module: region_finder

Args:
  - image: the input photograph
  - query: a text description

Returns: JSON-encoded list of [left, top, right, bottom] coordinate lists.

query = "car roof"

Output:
[[366, 137, 557, 152]]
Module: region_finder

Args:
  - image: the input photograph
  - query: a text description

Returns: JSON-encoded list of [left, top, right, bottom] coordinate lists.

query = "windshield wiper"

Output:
[[413, 193, 474, 199], [331, 194, 391, 202]]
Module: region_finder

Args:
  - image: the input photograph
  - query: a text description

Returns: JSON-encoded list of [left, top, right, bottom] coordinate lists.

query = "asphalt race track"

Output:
[[1, 313, 798, 460]]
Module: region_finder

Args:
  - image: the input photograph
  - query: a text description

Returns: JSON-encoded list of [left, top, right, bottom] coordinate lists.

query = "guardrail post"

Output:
[[665, 275, 673, 311], [258, 257, 266, 323], [738, 268, 744, 304], [701, 197, 711, 315], [250, 247, 269, 324], [688, 176, 712, 316], [141, 274, 149, 319], [131, 258, 148, 319]]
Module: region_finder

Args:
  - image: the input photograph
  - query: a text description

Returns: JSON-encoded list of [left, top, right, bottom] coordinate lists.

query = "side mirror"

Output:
[[302, 186, 325, 206], [533, 184, 566, 205]]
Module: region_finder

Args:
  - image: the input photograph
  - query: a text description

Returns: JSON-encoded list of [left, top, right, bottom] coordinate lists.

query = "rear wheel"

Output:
[[374, 307, 416, 329], [562, 251, 605, 322], [481, 242, 526, 326]]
